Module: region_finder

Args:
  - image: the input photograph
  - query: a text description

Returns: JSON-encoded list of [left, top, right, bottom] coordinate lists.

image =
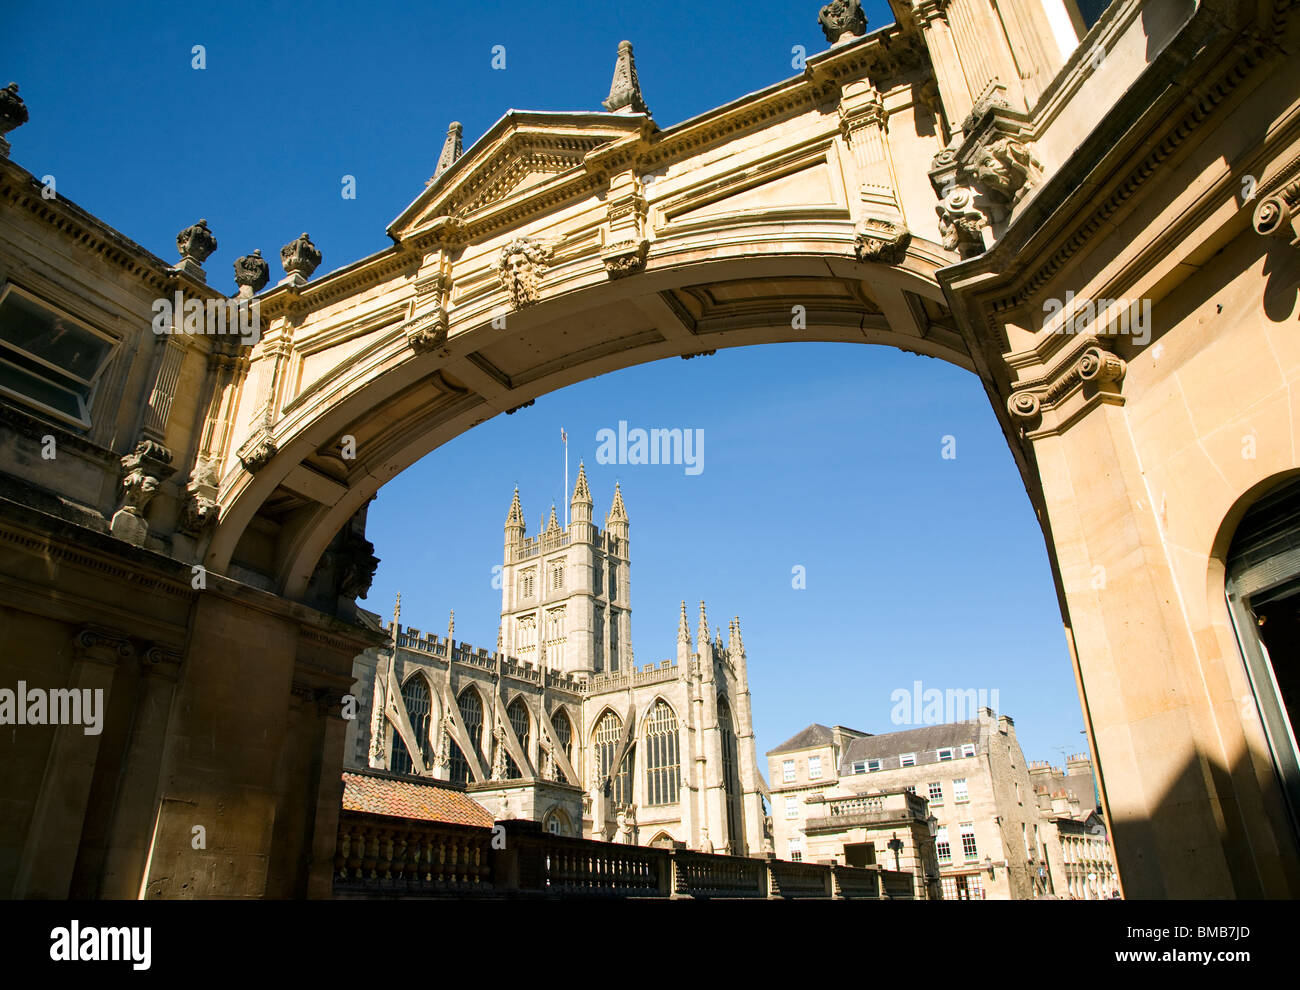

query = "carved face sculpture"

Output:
[[497, 238, 550, 309]]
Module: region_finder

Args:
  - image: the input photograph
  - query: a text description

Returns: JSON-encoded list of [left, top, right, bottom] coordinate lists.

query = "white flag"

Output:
[[560, 428, 567, 444]]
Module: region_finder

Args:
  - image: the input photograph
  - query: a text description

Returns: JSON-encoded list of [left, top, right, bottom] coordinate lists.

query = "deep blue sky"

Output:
[[3, 1, 1087, 768]]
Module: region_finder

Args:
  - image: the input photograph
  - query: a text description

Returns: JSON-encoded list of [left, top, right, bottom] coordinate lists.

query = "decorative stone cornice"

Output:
[[982, 33, 1272, 322]]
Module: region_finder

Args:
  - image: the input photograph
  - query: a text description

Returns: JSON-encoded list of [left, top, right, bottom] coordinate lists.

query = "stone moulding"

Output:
[[1006, 339, 1126, 433]]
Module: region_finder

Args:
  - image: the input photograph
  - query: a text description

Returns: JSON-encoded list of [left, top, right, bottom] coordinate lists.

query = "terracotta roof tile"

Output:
[[341, 771, 494, 828]]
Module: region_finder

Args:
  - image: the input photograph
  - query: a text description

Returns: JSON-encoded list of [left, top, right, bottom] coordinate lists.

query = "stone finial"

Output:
[[0, 83, 29, 158], [602, 41, 649, 115], [571, 461, 592, 505], [505, 486, 525, 530], [607, 481, 628, 523], [818, 0, 867, 44], [177, 219, 217, 264], [280, 232, 322, 285], [678, 601, 690, 644], [234, 249, 270, 296], [175, 219, 218, 282], [448, 610, 455, 640], [434, 121, 463, 179]]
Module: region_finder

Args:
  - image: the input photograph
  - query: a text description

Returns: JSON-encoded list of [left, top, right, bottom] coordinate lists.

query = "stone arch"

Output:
[[1207, 472, 1300, 835], [541, 805, 572, 837], [647, 830, 677, 849], [202, 250, 974, 600]]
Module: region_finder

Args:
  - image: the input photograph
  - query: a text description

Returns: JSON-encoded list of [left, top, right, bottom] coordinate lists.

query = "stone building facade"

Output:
[[345, 470, 769, 854], [769, 709, 1046, 899], [1031, 754, 1120, 898]]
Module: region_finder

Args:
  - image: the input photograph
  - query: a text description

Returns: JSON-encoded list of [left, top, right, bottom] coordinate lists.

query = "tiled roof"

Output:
[[839, 721, 980, 769], [341, 771, 494, 828], [768, 723, 834, 755]]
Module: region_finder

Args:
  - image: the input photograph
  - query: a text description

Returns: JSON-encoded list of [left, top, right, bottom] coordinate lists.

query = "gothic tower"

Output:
[[498, 466, 632, 674]]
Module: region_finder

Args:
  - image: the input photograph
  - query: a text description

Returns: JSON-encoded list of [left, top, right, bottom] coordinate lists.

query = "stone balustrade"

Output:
[[333, 815, 913, 899]]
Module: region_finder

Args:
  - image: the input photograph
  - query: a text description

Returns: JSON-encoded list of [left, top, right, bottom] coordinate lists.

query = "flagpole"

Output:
[[563, 428, 569, 528]]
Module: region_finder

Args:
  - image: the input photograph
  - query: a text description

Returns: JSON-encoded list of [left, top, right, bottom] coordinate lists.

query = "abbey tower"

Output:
[[346, 470, 769, 854], [499, 465, 631, 675]]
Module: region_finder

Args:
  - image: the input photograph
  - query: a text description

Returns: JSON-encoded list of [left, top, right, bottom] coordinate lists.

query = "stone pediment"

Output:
[[388, 111, 649, 242]]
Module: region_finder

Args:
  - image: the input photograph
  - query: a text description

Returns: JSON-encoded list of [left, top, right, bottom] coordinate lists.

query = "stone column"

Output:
[[1022, 378, 1238, 897], [306, 689, 350, 899], [96, 645, 184, 898], [13, 627, 132, 898], [139, 593, 299, 898]]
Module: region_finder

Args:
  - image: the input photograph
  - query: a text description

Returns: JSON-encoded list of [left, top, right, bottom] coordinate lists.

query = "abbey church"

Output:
[[345, 465, 769, 854]]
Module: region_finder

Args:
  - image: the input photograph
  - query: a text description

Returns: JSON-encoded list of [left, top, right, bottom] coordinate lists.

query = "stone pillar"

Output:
[[96, 645, 184, 898], [306, 689, 350, 899], [1029, 395, 1237, 898], [13, 627, 131, 898], [139, 593, 299, 898]]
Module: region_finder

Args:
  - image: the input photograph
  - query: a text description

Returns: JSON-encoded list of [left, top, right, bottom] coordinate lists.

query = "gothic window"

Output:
[[389, 723, 416, 776], [543, 808, 570, 836], [550, 708, 573, 783], [593, 558, 603, 596], [517, 614, 536, 655], [0, 284, 117, 428], [594, 709, 634, 805], [718, 697, 743, 850], [608, 560, 618, 601], [644, 700, 680, 806], [648, 831, 676, 849], [550, 559, 564, 591], [448, 687, 484, 785], [521, 568, 536, 599], [402, 674, 433, 766], [594, 607, 605, 671], [504, 696, 530, 779], [609, 610, 620, 672]]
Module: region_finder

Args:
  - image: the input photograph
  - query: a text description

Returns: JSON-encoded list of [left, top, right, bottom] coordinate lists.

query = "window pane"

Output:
[[0, 289, 112, 383]]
